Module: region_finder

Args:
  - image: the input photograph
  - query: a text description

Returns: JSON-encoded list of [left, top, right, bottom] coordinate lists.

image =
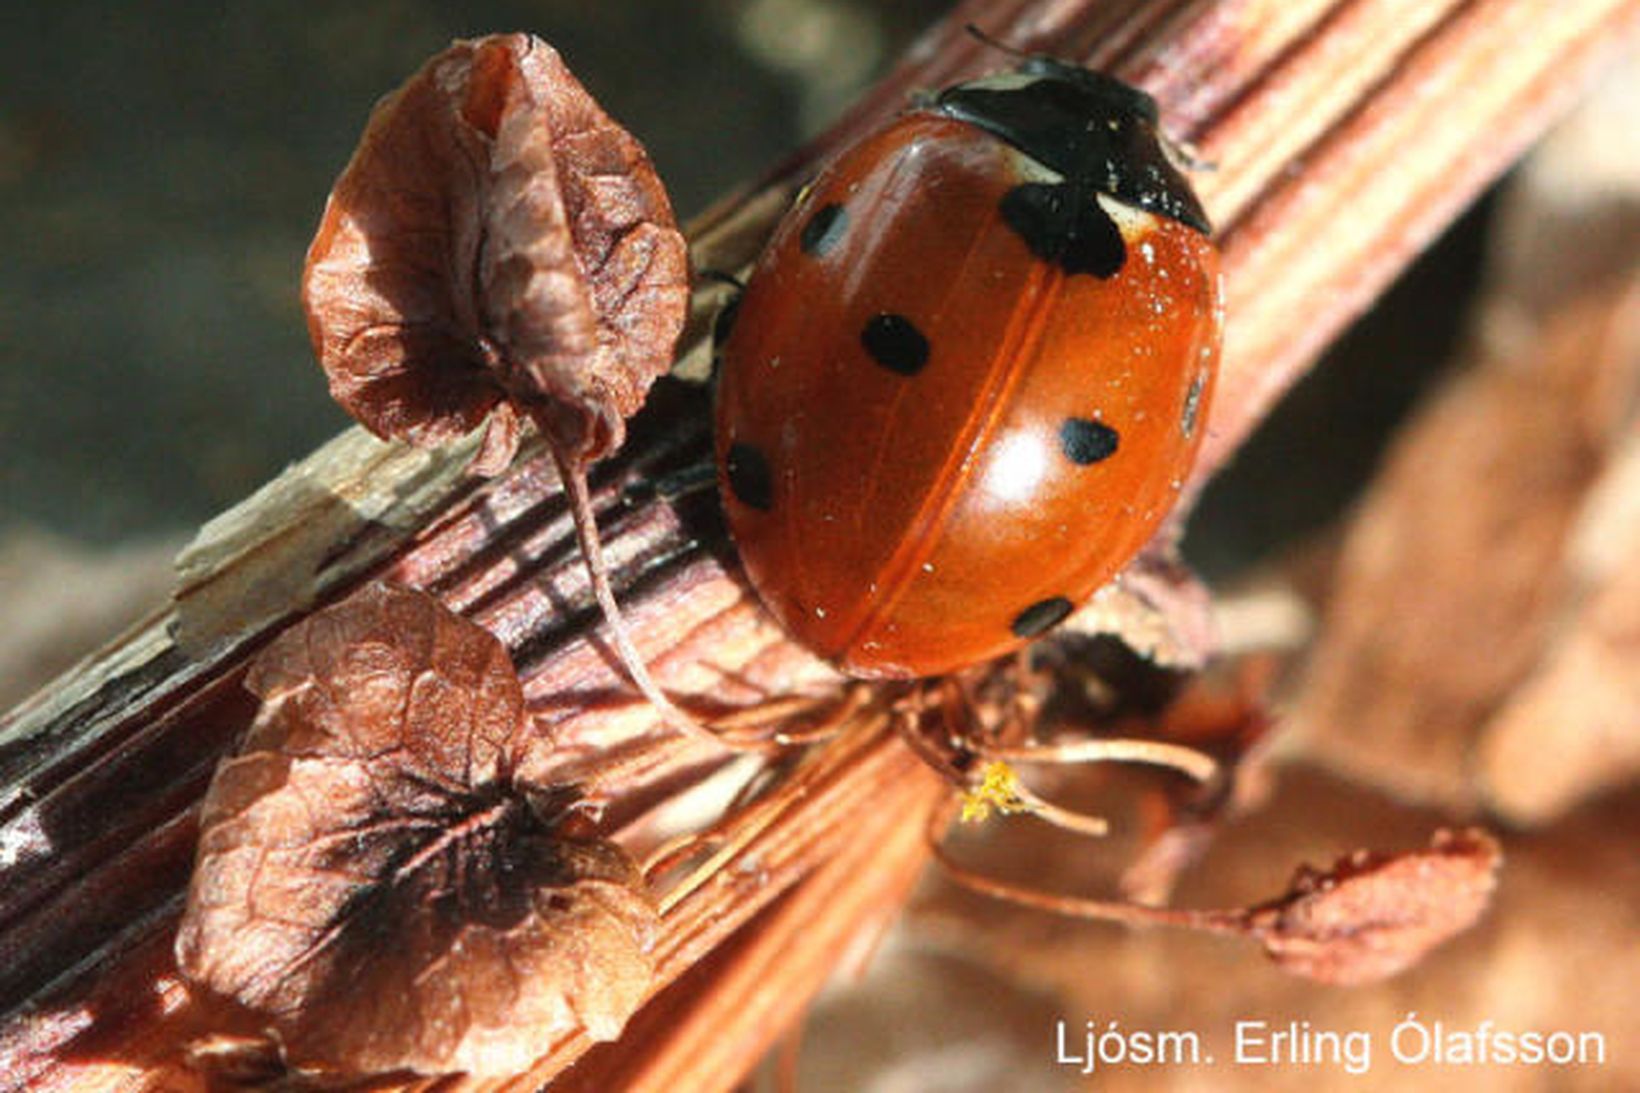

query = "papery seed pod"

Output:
[[176, 583, 657, 1078], [1249, 828, 1501, 985], [302, 34, 706, 737], [302, 33, 689, 473]]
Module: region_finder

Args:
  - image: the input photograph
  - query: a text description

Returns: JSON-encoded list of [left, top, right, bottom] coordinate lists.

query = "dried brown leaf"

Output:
[[1248, 828, 1501, 985], [176, 583, 657, 1078], [302, 33, 689, 469]]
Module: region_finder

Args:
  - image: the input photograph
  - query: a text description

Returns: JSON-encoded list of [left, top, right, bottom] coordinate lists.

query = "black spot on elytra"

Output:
[[999, 183, 1126, 278], [1059, 418, 1120, 465], [1181, 371, 1206, 438], [1011, 596, 1073, 639], [725, 443, 774, 511], [860, 313, 929, 376], [799, 203, 848, 256]]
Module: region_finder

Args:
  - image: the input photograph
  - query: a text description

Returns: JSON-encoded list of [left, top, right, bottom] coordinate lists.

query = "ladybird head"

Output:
[[933, 60, 1210, 235], [1015, 56, 1160, 125]]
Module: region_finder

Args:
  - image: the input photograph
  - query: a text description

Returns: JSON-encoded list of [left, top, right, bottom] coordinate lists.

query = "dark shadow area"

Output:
[[1188, 192, 1500, 578]]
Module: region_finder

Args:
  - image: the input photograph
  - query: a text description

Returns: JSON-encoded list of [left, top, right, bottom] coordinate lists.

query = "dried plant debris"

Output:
[[176, 583, 657, 1078], [1476, 437, 1640, 821], [1247, 828, 1501, 985], [303, 33, 689, 474], [1058, 547, 1221, 671], [932, 704, 1495, 987], [1291, 66, 1640, 813]]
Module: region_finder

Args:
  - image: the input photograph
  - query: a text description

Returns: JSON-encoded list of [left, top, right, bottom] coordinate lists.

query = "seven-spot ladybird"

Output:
[[714, 58, 1223, 679]]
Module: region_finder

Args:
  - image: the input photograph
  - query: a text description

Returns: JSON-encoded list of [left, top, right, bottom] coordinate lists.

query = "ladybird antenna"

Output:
[[963, 23, 1033, 61]]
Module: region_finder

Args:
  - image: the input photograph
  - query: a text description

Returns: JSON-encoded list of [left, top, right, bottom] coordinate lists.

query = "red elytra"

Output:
[[715, 60, 1223, 679]]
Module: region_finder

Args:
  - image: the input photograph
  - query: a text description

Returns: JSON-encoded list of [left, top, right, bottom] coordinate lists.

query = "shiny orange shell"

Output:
[[716, 104, 1221, 679]]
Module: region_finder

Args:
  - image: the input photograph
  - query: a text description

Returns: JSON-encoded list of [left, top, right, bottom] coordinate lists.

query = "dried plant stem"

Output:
[[1003, 780, 1113, 838], [2, 0, 1636, 1089], [951, 732, 1220, 842], [1201, 0, 1640, 479], [506, 721, 949, 1091], [929, 803, 1247, 936], [984, 738, 1220, 784], [547, 442, 724, 748]]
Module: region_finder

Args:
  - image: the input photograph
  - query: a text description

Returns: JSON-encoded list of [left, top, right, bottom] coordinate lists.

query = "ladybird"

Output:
[[714, 57, 1223, 679]]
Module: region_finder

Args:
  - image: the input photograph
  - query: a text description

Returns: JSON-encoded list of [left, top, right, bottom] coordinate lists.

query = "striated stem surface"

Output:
[[1, 0, 1635, 1089]]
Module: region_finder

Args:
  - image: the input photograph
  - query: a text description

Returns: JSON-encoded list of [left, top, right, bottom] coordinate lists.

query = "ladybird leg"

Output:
[[1160, 130, 1216, 174]]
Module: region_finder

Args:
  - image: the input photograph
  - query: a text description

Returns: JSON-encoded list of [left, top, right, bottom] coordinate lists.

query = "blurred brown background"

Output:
[[7, 4, 1634, 1092], [0, 0, 1488, 702]]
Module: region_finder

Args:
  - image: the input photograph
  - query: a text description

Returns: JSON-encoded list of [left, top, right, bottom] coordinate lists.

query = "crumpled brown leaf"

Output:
[[176, 582, 657, 1078], [302, 33, 689, 472], [1248, 828, 1500, 985]]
